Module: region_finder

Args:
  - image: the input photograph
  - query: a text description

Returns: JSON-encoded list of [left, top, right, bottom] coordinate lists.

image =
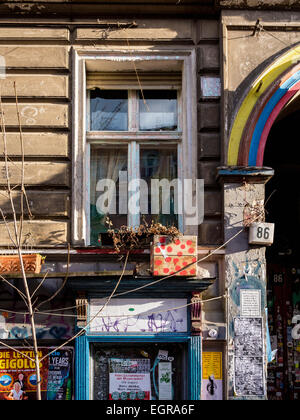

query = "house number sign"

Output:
[[249, 222, 275, 246]]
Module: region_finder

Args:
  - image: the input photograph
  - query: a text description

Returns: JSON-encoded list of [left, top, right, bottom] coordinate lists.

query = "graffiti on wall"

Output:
[[292, 315, 300, 340], [230, 260, 265, 306], [91, 311, 185, 333], [0, 305, 74, 340], [89, 299, 188, 334], [228, 258, 266, 337]]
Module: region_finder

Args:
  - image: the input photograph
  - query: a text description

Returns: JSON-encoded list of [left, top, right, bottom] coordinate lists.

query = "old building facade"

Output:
[[0, 0, 299, 400]]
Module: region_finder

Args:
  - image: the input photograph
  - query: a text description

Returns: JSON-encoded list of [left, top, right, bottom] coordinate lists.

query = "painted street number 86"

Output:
[[256, 226, 270, 240], [273, 273, 284, 284]]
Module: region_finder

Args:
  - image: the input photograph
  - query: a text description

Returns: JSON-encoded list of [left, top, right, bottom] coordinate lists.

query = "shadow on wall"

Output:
[[0, 163, 70, 247]]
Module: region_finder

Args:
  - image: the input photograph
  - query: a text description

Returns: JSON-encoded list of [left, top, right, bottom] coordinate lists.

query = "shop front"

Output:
[[74, 290, 208, 401]]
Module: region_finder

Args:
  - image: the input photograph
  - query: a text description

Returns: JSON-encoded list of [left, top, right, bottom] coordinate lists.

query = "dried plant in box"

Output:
[[106, 217, 181, 253]]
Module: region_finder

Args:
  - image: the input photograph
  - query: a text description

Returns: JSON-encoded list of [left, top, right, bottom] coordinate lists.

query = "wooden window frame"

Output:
[[72, 48, 197, 246], [87, 89, 181, 236]]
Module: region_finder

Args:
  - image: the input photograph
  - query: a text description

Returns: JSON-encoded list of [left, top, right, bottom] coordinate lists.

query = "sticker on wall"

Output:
[[158, 362, 173, 400], [200, 77, 221, 98], [292, 315, 300, 340], [157, 350, 168, 361], [202, 352, 223, 400], [0, 315, 8, 340]]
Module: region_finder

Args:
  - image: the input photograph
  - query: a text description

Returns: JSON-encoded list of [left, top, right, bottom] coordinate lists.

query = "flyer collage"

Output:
[[0, 347, 73, 400]]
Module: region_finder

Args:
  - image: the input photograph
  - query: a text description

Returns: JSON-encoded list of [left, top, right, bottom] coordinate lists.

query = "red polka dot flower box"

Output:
[[150, 235, 198, 277]]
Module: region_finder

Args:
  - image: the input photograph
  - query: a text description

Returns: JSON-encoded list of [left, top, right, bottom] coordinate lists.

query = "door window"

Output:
[[91, 342, 187, 401]]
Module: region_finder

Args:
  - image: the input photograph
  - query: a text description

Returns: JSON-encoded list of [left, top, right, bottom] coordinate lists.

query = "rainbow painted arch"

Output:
[[227, 46, 300, 167]]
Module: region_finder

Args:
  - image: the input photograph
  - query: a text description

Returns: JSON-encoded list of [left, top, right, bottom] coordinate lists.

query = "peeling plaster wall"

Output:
[[219, 0, 300, 8], [224, 182, 268, 399], [0, 17, 223, 247]]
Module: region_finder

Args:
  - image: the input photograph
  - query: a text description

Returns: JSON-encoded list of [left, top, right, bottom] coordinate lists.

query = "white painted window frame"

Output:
[[72, 48, 197, 246], [87, 89, 181, 231]]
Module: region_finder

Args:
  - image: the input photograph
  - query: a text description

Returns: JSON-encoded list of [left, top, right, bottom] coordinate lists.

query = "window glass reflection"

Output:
[[90, 89, 128, 131], [139, 90, 178, 131]]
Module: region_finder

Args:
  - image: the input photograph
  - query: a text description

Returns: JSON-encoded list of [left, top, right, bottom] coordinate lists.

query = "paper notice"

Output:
[[240, 289, 261, 317], [159, 362, 172, 400]]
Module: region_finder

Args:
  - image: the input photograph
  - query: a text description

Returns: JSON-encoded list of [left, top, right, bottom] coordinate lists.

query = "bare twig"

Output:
[[0, 340, 35, 362], [0, 89, 42, 400], [13, 82, 25, 245], [0, 273, 28, 307], [0, 208, 17, 247], [39, 250, 130, 364], [35, 243, 70, 311], [30, 270, 49, 300]]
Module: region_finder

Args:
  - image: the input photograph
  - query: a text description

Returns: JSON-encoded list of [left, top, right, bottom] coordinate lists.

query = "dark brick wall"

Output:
[[197, 20, 223, 245]]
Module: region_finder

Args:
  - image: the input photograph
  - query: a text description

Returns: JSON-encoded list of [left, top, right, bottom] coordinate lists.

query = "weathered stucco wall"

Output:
[[223, 179, 268, 399], [0, 18, 222, 247], [0, 27, 71, 247], [0, 1, 218, 18], [218, 0, 300, 8]]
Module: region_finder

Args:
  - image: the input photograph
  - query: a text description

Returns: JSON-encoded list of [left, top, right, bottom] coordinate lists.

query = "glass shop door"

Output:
[[91, 342, 188, 401]]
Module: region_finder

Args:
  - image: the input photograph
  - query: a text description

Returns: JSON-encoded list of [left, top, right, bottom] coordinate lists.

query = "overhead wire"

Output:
[[258, 23, 300, 56], [18, 294, 227, 320], [1, 211, 260, 319], [38, 250, 130, 363]]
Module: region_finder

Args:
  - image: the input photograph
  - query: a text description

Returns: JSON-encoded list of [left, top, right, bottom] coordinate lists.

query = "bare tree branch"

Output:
[[30, 270, 49, 300], [0, 87, 42, 400], [0, 340, 35, 362], [0, 208, 17, 247], [13, 82, 25, 246], [0, 273, 28, 306], [39, 251, 130, 363], [35, 243, 70, 311]]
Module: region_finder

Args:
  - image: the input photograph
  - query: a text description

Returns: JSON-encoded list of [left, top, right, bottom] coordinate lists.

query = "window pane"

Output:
[[92, 343, 186, 400], [140, 148, 178, 227], [90, 89, 128, 131], [139, 90, 178, 131], [90, 147, 128, 245]]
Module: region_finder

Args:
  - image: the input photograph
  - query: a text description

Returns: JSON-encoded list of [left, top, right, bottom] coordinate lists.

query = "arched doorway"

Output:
[[264, 100, 300, 401], [226, 46, 300, 400]]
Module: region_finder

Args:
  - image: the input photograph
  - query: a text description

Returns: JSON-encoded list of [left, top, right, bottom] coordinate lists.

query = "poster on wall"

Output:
[[109, 358, 151, 401], [201, 352, 223, 400], [234, 317, 265, 396], [0, 347, 73, 400], [158, 362, 173, 400], [46, 349, 73, 400], [240, 289, 261, 317]]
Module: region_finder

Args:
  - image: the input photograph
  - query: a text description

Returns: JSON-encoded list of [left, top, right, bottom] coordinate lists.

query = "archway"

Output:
[[227, 45, 300, 166], [226, 46, 300, 400], [264, 101, 300, 401]]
